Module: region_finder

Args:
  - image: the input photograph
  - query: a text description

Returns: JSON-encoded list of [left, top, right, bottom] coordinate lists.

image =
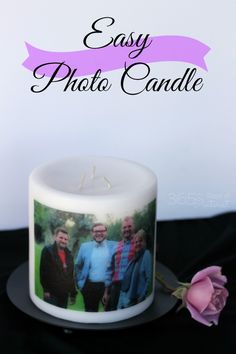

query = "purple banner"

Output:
[[23, 36, 210, 77]]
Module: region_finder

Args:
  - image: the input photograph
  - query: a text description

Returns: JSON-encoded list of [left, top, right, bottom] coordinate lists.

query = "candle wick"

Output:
[[91, 165, 96, 180], [79, 174, 86, 190], [103, 176, 112, 190]]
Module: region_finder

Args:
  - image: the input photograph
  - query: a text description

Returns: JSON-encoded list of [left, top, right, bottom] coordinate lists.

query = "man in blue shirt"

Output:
[[75, 223, 117, 312]]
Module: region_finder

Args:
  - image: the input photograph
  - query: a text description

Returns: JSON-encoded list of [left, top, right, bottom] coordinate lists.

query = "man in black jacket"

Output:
[[40, 227, 77, 308]]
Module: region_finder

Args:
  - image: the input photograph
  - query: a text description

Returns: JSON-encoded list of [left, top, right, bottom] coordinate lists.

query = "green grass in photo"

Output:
[[35, 243, 43, 299]]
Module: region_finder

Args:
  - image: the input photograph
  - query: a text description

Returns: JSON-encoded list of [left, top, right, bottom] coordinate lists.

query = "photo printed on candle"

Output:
[[34, 199, 156, 313]]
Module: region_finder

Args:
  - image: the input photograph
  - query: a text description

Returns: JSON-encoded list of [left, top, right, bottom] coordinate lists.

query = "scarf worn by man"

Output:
[[121, 248, 145, 301]]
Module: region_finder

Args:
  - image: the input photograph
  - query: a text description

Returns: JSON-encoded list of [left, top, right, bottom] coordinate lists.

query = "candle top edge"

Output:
[[30, 155, 157, 177], [29, 155, 157, 197]]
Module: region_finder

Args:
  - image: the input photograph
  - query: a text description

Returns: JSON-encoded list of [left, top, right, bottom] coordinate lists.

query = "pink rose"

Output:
[[185, 266, 229, 326]]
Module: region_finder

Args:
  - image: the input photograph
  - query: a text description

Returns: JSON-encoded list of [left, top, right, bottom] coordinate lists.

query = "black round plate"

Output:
[[6, 262, 178, 330]]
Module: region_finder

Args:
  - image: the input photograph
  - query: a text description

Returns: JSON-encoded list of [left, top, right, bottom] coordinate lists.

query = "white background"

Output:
[[0, 0, 235, 229]]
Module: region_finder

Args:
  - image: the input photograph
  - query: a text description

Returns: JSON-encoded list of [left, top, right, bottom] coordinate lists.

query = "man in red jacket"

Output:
[[103, 216, 136, 310]]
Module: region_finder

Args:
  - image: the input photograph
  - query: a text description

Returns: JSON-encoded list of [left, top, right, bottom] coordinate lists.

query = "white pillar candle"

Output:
[[29, 156, 157, 323]]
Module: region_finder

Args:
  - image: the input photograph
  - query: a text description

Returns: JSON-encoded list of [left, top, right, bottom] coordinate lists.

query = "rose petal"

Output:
[[215, 288, 229, 308], [203, 308, 220, 316], [221, 288, 229, 303], [222, 287, 229, 297], [186, 277, 214, 313], [186, 302, 212, 326], [191, 266, 222, 284], [203, 312, 220, 325], [211, 281, 225, 289], [207, 302, 217, 311], [209, 274, 227, 287]]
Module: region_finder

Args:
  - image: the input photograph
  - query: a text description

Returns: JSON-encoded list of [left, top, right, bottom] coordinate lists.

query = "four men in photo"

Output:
[[39, 218, 152, 311]]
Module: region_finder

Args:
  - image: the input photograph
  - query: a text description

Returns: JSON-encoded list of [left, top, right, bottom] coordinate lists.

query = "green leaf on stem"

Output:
[[172, 286, 188, 300]]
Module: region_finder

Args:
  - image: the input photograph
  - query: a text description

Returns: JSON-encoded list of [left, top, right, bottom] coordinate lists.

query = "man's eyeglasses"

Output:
[[93, 230, 107, 233]]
